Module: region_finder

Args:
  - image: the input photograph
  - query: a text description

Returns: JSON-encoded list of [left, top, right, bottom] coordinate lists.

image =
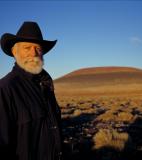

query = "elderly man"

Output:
[[0, 21, 62, 160]]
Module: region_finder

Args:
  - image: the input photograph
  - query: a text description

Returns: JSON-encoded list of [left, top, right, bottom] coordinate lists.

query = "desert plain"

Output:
[[54, 66, 142, 160]]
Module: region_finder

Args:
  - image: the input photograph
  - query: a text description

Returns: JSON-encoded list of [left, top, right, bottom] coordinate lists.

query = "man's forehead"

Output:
[[16, 42, 42, 47]]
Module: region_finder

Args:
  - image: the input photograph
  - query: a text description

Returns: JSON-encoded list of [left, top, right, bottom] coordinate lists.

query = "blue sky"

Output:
[[0, 0, 142, 79]]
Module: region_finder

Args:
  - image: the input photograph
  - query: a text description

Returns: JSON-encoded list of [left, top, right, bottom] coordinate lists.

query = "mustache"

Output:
[[24, 57, 42, 63]]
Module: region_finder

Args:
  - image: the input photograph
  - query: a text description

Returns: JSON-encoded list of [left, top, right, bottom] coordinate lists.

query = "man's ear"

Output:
[[11, 44, 17, 57]]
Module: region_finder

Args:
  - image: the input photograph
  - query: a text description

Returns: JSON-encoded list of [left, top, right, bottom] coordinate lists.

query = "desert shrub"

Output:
[[73, 109, 82, 117], [117, 112, 135, 123], [92, 128, 129, 151], [82, 108, 96, 114], [96, 111, 116, 121]]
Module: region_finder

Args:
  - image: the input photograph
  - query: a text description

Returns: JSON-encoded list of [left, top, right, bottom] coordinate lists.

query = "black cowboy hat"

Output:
[[0, 21, 57, 56]]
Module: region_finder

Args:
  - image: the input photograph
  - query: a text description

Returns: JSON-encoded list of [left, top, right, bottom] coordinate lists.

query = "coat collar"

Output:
[[12, 63, 51, 83]]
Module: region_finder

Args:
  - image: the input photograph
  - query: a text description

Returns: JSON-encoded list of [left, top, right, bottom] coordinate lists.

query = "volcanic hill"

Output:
[[54, 66, 142, 96]]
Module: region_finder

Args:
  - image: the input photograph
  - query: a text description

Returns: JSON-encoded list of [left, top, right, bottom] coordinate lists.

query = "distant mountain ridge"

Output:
[[54, 66, 142, 96]]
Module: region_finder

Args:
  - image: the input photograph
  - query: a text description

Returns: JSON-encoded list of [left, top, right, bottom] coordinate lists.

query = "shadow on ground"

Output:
[[61, 113, 142, 160]]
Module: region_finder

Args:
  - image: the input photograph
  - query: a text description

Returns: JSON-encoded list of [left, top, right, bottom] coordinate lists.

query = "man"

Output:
[[0, 21, 62, 160]]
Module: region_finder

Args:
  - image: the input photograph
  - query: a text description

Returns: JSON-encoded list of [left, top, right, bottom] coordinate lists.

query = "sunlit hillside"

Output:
[[54, 66, 142, 97]]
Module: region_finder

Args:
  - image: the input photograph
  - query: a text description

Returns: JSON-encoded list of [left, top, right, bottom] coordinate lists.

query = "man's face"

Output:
[[12, 42, 44, 74]]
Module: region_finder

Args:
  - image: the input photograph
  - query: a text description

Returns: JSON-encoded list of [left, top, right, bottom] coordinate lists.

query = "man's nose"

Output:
[[30, 47, 38, 56]]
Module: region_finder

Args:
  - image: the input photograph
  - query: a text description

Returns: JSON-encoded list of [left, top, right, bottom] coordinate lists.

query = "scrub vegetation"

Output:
[[54, 67, 142, 160]]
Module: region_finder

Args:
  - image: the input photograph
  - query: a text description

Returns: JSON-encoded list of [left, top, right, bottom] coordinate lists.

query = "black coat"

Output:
[[0, 64, 62, 160]]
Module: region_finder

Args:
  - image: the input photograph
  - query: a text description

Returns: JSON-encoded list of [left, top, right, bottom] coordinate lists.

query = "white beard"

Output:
[[16, 56, 44, 74]]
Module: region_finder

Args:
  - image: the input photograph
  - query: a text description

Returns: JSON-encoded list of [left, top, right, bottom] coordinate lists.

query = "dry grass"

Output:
[[57, 95, 142, 158], [92, 129, 130, 151], [54, 67, 142, 159], [54, 83, 142, 98]]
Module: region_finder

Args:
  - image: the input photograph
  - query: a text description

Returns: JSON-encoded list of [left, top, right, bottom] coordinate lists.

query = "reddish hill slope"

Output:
[[54, 66, 142, 96]]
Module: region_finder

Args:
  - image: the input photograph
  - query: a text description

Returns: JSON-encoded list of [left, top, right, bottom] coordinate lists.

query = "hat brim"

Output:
[[1, 33, 57, 57]]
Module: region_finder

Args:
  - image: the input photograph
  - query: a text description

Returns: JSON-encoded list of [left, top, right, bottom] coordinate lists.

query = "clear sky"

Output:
[[0, 0, 142, 79]]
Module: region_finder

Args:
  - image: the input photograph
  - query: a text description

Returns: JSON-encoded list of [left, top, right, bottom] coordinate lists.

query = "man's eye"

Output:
[[36, 48, 42, 53], [24, 47, 30, 50]]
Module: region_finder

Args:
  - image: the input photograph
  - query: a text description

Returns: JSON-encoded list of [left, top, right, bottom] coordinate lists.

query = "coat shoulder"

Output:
[[0, 71, 18, 89]]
